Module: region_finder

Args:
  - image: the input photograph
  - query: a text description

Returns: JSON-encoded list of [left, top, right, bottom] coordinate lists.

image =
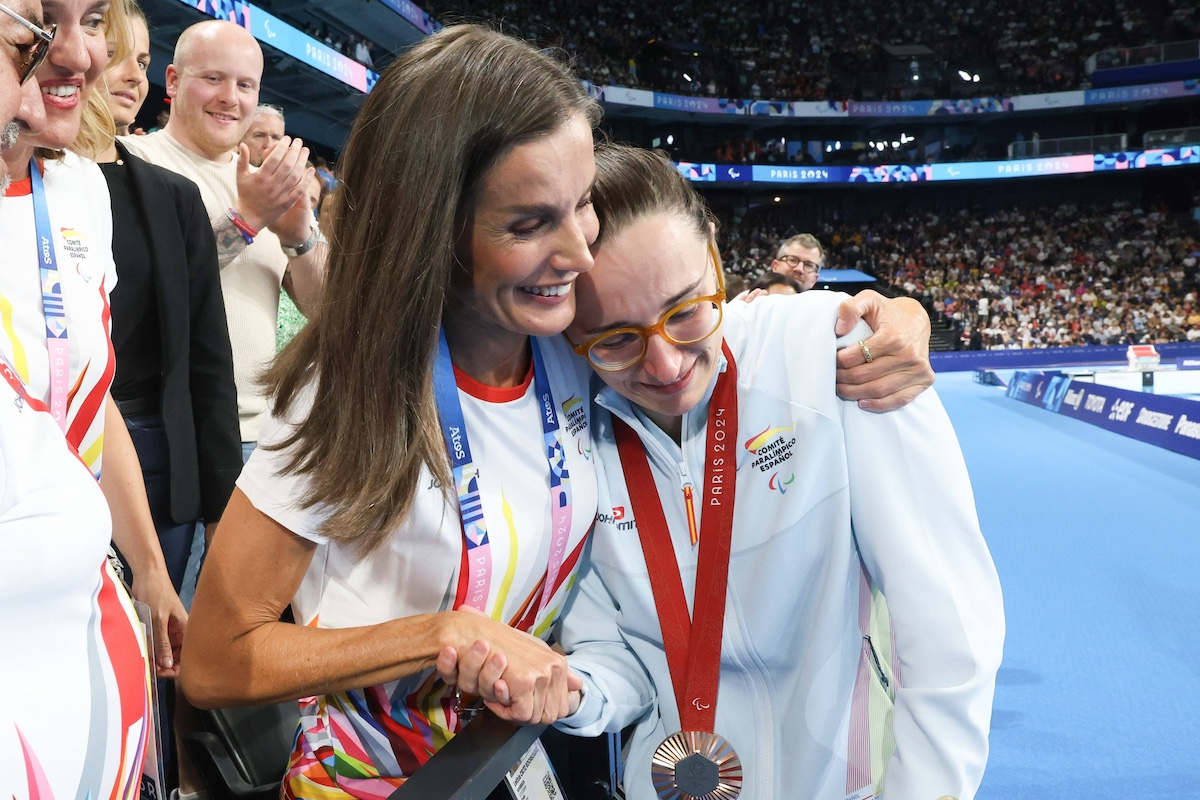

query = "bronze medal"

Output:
[[650, 730, 742, 800]]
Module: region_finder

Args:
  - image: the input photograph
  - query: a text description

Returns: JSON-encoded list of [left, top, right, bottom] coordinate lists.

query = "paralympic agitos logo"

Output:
[[768, 472, 796, 494]]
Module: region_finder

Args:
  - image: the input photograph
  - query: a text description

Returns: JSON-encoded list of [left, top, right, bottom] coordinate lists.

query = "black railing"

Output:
[[390, 713, 548, 800], [1092, 40, 1200, 71], [1144, 126, 1200, 148], [188, 704, 619, 799]]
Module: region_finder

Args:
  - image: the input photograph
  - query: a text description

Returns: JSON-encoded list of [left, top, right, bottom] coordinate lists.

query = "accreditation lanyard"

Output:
[[433, 330, 574, 624], [0, 352, 85, 469], [613, 340, 738, 732], [29, 159, 70, 431]]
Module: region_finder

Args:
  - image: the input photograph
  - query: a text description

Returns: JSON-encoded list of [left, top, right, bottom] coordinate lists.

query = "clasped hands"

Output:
[[436, 608, 582, 725]]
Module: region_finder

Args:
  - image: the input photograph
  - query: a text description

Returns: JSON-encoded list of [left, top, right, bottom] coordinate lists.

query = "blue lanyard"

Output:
[[30, 159, 70, 430], [433, 330, 574, 622]]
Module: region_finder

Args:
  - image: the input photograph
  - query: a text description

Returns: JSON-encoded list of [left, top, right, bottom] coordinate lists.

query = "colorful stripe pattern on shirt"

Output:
[[282, 536, 589, 798], [68, 278, 115, 478], [10, 565, 149, 800]]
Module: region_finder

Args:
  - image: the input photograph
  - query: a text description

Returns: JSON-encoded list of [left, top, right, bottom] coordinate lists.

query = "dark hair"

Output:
[[264, 24, 600, 555], [750, 272, 803, 294], [591, 144, 716, 247]]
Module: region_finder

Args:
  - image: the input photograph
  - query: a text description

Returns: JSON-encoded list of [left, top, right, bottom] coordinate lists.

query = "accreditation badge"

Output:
[[650, 730, 742, 800], [504, 738, 566, 800]]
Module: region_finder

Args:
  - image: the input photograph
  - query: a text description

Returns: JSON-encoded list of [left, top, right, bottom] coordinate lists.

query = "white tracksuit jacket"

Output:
[[556, 291, 1005, 800]]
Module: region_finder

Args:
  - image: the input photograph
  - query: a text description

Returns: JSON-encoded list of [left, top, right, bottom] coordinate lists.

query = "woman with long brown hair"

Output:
[[184, 25, 603, 795], [181, 23, 936, 798]]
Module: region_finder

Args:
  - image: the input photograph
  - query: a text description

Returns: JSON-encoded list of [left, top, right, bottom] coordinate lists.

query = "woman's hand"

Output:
[[835, 291, 934, 411], [132, 566, 187, 679], [436, 610, 582, 725]]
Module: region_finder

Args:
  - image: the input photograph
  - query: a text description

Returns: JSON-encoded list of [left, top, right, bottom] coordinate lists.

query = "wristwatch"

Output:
[[281, 222, 320, 258]]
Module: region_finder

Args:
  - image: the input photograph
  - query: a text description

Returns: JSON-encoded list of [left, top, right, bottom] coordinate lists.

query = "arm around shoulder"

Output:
[[834, 291, 934, 411]]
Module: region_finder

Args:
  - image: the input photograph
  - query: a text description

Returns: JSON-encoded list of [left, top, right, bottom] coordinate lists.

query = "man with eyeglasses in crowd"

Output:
[[770, 232, 825, 291], [0, 0, 51, 189]]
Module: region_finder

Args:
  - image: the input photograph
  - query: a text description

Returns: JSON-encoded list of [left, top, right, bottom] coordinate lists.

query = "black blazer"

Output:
[[110, 140, 242, 524]]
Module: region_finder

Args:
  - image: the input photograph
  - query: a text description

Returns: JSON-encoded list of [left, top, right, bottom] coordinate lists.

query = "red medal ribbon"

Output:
[[614, 340, 737, 733]]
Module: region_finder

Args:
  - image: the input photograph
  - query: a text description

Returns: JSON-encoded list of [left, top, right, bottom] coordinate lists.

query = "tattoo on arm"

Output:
[[214, 217, 249, 268]]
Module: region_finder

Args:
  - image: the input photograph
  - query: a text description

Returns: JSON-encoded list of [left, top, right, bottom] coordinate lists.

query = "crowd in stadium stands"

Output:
[[718, 200, 1200, 350], [301, 21, 378, 67], [424, 0, 1197, 103]]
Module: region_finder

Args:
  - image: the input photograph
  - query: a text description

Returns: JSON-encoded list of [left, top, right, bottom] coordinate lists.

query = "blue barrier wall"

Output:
[[930, 342, 1200, 372], [1007, 370, 1200, 459], [1091, 60, 1200, 88]]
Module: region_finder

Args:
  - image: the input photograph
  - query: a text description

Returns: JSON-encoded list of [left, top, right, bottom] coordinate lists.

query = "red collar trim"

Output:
[[4, 176, 32, 197], [453, 360, 534, 403]]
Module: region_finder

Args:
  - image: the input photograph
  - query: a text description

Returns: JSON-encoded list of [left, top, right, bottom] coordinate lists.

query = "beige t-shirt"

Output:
[[121, 130, 287, 442]]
